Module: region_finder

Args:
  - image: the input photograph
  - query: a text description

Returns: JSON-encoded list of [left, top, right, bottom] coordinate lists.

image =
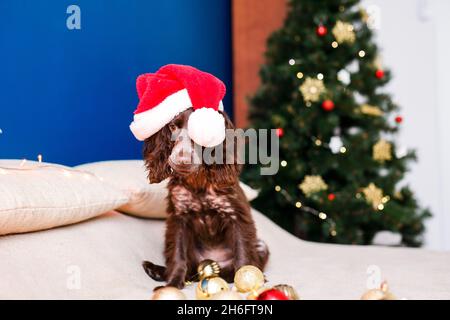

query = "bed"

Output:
[[1, 208, 449, 299]]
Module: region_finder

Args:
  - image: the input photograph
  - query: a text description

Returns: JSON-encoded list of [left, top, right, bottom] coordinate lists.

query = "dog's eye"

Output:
[[168, 123, 177, 132]]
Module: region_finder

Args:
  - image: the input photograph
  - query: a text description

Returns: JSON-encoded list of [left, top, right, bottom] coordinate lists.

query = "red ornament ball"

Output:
[[328, 193, 336, 201], [316, 25, 328, 36], [322, 100, 335, 111], [276, 128, 284, 137], [257, 289, 290, 300], [395, 116, 403, 123], [375, 69, 385, 79]]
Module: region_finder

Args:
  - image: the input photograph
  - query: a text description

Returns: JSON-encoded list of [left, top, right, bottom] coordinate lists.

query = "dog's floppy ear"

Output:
[[207, 111, 242, 186], [143, 125, 173, 183]]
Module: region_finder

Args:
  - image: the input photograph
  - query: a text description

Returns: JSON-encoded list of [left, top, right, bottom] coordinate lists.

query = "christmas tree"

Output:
[[242, 0, 430, 246]]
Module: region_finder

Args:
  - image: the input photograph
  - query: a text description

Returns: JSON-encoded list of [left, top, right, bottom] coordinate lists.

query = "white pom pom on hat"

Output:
[[129, 64, 227, 147], [188, 107, 226, 148]]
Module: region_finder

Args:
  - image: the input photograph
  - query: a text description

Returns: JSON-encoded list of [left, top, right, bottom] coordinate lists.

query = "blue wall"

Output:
[[0, 0, 232, 166]]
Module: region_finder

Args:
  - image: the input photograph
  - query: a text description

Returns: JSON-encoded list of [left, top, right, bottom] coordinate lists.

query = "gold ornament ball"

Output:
[[197, 259, 221, 280], [196, 277, 229, 300], [273, 284, 300, 300], [211, 291, 243, 300], [360, 289, 396, 300], [361, 281, 397, 300], [380, 281, 397, 300], [361, 289, 386, 300], [151, 286, 187, 300], [234, 265, 265, 293]]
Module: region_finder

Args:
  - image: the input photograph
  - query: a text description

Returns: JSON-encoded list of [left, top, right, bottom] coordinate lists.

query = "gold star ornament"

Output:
[[373, 139, 392, 162], [362, 183, 384, 210], [299, 175, 328, 196], [332, 21, 356, 44], [299, 77, 325, 102]]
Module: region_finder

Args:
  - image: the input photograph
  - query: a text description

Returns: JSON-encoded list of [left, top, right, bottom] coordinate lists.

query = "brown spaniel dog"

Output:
[[142, 109, 269, 289]]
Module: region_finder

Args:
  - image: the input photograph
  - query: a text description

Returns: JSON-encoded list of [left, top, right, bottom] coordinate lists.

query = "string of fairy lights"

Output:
[[0, 154, 97, 179], [274, 184, 338, 237]]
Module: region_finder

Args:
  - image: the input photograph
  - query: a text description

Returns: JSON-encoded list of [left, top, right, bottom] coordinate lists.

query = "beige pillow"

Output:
[[75, 160, 259, 219], [0, 160, 128, 235]]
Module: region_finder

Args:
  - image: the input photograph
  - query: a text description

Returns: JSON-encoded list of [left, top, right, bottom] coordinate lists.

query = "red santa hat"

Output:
[[129, 64, 226, 147]]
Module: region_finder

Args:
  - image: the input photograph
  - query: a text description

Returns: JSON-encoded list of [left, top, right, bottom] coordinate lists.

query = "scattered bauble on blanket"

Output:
[[273, 284, 300, 300], [151, 260, 301, 300], [151, 261, 399, 300], [256, 289, 289, 300], [197, 259, 221, 280], [196, 277, 229, 300], [234, 265, 265, 293], [361, 281, 397, 300]]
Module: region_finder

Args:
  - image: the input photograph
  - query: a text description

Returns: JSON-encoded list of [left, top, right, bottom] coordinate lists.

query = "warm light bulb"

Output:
[[296, 72, 304, 79], [289, 59, 295, 65], [37, 154, 43, 163], [275, 185, 281, 192], [317, 73, 324, 80], [319, 212, 327, 220], [280, 160, 287, 167], [331, 41, 338, 48], [295, 201, 302, 208], [358, 50, 366, 58]]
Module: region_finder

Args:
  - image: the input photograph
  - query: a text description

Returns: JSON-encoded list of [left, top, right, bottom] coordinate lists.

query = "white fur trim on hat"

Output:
[[129, 89, 192, 141], [188, 108, 226, 148]]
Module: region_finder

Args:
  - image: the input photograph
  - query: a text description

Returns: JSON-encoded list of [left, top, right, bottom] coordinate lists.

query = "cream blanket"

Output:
[[0, 210, 449, 299]]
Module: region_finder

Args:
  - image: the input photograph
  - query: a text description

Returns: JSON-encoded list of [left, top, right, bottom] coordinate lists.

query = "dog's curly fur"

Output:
[[142, 110, 269, 289]]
